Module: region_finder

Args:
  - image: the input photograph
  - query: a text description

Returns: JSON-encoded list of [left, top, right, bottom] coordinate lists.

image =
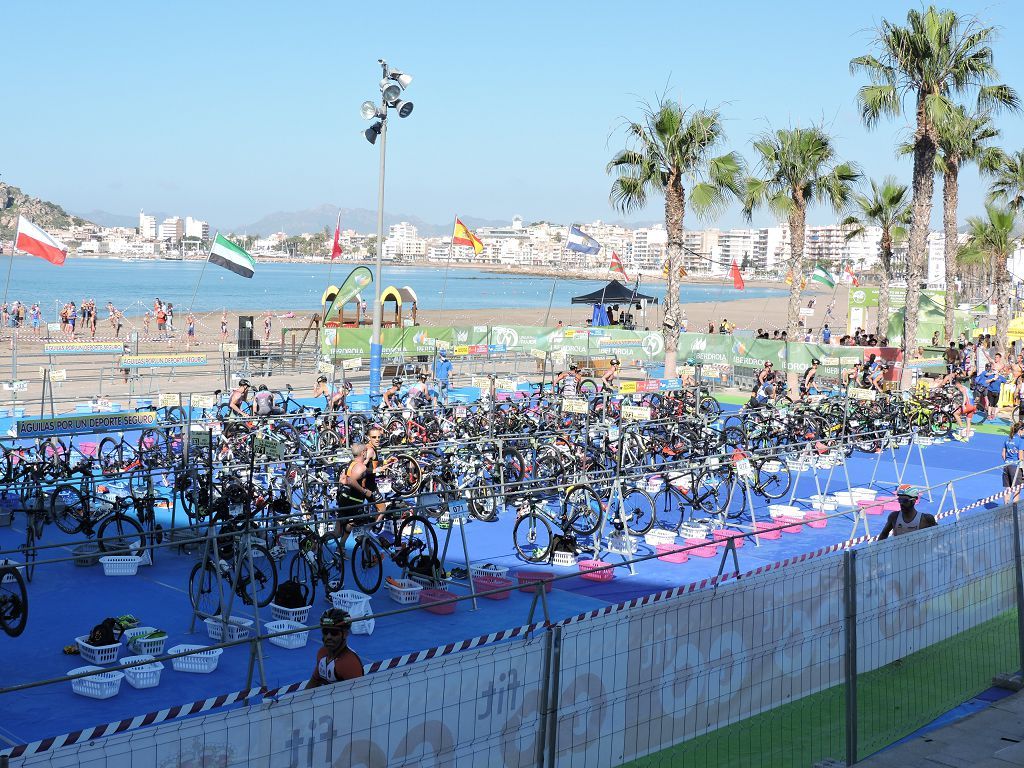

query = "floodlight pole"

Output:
[[368, 113, 388, 401]]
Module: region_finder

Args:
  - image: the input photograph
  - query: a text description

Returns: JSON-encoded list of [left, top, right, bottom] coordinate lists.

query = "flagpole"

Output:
[[186, 232, 216, 315], [2, 218, 20, 322], [438, 216, 457, 323], [543, 225, 570, 327], [324, 209, 343, 315]]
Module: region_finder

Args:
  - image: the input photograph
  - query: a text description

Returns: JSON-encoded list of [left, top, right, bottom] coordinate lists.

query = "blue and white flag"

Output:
[[566, 224, 601, 255]]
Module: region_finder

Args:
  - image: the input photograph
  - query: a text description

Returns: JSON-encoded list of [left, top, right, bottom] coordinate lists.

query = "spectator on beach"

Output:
[[185, 313, 195, 348], [155, 306, 167, 338], [708, 322, 715, 334], [67, 302, 78, 338], [221, 310, 229, 341], [29, 304, 40, 336], [113, 309, 123, 339], [143, 311, 151, 339], [264, 313, 272, 343], [166, 303, 175, 332]]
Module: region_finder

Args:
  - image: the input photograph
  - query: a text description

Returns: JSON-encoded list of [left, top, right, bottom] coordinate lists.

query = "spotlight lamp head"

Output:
[[360, 100, 380, 120], [363, 121, 383, 145], [380, 79, 402, 105], [394, 99, 414, 118], [391, 70, 413, 89]]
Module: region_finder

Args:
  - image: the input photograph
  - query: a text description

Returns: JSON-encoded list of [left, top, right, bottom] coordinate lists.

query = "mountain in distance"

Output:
[[231, 205, 511, 237], [0, 182, 89, 240]]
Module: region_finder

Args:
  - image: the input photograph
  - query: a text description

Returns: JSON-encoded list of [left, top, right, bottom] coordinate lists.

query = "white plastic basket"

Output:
[[331, 590, 371, 615], [121, 655, 164, 689], [204, 616, 253, 642], [644, 528, 677, 547], [551, 551, 576, 568], [123, 627, 168, 656], [99, 555, 142, 577], [768, 504, 806, 520], [606, 532, 638, 555], [849, 487, 878, 502], [68, 666, 124, 699], [168, 645, 223, 674], [265, 620, 309, 649], [384, 578, 422, 605], [270, 603, 312, 623], [469, 563, 510, 581], [679, 522, 709, 540], [75, 635, 122, 666], [644, 476, 664, 494]]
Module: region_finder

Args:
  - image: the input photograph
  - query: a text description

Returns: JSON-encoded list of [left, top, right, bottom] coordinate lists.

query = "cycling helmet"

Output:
[[895, 484, 921, 500], [238, 378, 250, 388], [343, 381, 354, 390], [391, 377, 402, 387], [317, 375, 328, 384], [686, 357, 695, 365], [417, 373, 428, 381], [610, 358, 621, 366], [258, 384, 268, 392], [811, 359, 820, 365], [569, 363, 579, 371], [320, 607, 350, 629]]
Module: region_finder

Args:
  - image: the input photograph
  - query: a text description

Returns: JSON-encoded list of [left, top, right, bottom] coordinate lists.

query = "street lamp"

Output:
[[363, 58, 414, 400]]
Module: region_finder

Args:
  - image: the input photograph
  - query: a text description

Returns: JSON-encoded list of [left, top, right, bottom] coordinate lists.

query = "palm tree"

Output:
[[742, 126, 859, 335], [988, 149, 1024, 211], [933, 108, 1001, 340], [851, 5, 1017, 357], [607, 98, 742, 376], [959, 205, 1019, 353], [841, 177, 911, 338]]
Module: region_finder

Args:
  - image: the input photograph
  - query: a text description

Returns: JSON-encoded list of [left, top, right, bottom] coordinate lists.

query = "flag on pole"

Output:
[[730, 259, 745, 290], [452, 218, 483, 254], [566, 224, 600, 254], [330, 211, 342, 259], [209, 233, 255, 278], [609, 251, 628, 280], [14, 216, 66, 265], [811, 264, 836, 288], [842, 264, 860, 286]]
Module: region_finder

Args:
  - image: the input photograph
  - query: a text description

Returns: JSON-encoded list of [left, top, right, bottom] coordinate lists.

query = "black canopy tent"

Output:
[[570, 279, 658, 305]]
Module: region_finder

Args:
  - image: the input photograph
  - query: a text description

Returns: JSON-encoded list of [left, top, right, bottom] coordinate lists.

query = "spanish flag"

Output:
[[452, 218, 484, 254]]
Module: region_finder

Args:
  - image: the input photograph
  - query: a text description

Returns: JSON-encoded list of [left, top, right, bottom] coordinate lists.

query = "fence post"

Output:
[[1010, 500, 1024, 678], [541, 625, 562, 768], [843, 549, 858, 766]]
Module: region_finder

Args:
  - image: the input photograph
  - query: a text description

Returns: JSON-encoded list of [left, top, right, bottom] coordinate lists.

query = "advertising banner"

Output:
[[120, 354, 208, 369], [17, 410, 158, 438], [43, 341, 123, 355]]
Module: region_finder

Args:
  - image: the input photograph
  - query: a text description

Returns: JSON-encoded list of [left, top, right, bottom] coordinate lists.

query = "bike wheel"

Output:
[[692, 468, 730, 515], [388, 455, 422, 498], [350, 534, 384, 594], [396, 515, 438, 568], [653, 483, 691, 529], [189, 561, 223, 618], [237, 543, 278, 609], [621, 487, 656, 536], [346, 414, 369, 446], [563, 484, 603, 537], [754, 458, 792, 500], [128, 467, 151, 500], [20, 527, 36, 584], [287, 534, 320, 605], [512, 512, 553, 563], [51, 484, 88, 535], [97, 512, 145, 556], [0, 565, 29, 637], [315, 428, 342, 455], [97, 437, 123, 476], [466, 478, 499, 522], [318, 531, 348, 596]]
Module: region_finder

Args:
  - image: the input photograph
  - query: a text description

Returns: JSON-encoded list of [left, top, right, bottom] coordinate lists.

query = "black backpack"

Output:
[[408, 554, 443, 584], [273, 579, 309, 609], [87, 618, 122, 647]]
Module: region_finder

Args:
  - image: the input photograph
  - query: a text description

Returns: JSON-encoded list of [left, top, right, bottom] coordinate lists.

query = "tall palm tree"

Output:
[[959, 205, 1019, 353], [742, 126, 859, 335], [607, 98, 742, 376], [988, 149, 1024, 211], [841, 177, 911, 338], [851, 5, 1017, 358], [933, 108, 1001, 340]]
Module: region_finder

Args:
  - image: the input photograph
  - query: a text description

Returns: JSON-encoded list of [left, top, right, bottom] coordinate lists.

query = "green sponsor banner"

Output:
[[17, 410, 158, 438], [323, 267, 373, 324]]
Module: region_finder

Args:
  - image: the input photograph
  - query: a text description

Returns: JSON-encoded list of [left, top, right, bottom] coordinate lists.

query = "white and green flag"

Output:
[[811, 264, 835, 289], [209, 234, 255, 278]]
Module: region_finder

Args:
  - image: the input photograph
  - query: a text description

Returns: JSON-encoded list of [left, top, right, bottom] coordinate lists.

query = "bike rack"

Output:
[[437, 500, 479, 611]]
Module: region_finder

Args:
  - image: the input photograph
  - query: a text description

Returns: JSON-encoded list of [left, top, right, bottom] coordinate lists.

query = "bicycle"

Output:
[[188, 512, 279, 617], [348, 508, 440, 594], [0, 562, 28, 637]]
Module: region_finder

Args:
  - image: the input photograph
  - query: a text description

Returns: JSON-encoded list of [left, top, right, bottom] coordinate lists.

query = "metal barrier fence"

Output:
[[4, 488, 1022, 767]]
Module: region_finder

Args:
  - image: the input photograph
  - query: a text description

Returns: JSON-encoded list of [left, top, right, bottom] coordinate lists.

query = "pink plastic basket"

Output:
[[474, 575, 514, 599], [806, 512, 828, 528], [754, 521, 783, 540], [578, 559, 615, 580], [859, 499, 899, 515], [774, 516, 804, 534], [655, 544, 689, 563], [711, 529, 746, 547], [516, 570, 554, 593], [420, 588, 456, 615], [684, 538, 719, 558]]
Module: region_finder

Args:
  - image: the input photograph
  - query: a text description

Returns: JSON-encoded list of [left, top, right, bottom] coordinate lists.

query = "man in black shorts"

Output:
[[1002, 422, 1024, 502], [336, 443, 381, 532]]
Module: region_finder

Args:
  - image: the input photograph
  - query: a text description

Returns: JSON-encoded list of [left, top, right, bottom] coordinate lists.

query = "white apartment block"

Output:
[[138, 212, 157, 239], [753, 226, 791, 274], [184, 216, 209, 240], [158, 216, 183, 243], [630, 225, 667, 271], [383, 222, 425, 262]]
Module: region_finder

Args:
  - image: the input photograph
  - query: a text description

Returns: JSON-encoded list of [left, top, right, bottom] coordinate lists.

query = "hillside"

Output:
[[0, 183, 88, 241], [232, 205, 510, 237]]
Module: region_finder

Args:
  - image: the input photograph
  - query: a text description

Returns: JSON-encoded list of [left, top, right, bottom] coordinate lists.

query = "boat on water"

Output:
[[162, 252, 183, 261]]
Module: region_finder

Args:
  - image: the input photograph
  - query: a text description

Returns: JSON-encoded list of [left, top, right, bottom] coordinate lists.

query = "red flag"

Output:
[[14, 216, 66, 265], [609, 251, 628, 280], [330, 211, 342, 259], [730, 259, 745, 290]]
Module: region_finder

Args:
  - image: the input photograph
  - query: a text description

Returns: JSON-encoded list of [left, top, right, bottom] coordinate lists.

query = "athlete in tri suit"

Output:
[[877, 485, 937, 540], [308, 608, 364, 687]]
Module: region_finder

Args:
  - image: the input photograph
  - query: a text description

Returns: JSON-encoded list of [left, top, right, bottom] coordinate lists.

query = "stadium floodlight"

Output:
[[380, 79, 402, 104], [363, 121, 383, 145], [360, 101, 380, 120], [394, 100, 414, 118]]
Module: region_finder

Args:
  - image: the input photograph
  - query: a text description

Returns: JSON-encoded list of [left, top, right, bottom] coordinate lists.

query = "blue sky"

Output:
[[4, 0, 1023, 231]]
